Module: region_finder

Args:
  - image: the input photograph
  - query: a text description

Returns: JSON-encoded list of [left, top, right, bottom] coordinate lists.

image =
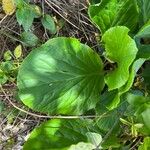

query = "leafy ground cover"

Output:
[[0, 0, 150, 150]]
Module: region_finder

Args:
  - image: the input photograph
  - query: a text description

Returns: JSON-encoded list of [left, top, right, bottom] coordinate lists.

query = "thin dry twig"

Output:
[[1, 85, 107, 119]]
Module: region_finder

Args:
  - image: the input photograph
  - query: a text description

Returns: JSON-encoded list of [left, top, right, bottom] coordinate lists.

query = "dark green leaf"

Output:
[[41, 14, 56, 34], [137, 0, 150, 25], [135, 22, 150, 59], [21, 32, 39, 47]]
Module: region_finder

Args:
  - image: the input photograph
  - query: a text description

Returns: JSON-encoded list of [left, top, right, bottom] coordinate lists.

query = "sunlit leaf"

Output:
[[102, 26, 138, 91], [17, 37, 104, 115], [23, 119, 101, 150]]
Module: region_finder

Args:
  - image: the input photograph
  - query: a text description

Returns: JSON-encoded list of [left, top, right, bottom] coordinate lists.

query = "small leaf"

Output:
[[30, 4, 42, 18], [2, 0, 16, 15], [17, 37, 104, 115], [41, 14, 56, 34], [88, 0, 138, 34], [21, 32, 39, 47], [102, 26, 138, 90], [16, 6, 35, 31], [4, 50, 12, 61], [14, 45, 22, 59]]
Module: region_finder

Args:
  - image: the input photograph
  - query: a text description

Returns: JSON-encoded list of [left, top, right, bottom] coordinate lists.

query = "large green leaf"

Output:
[[23, 119, 102, 150], [135, 22, 150, 59], [137, 0, 150, 25], [17, 37, 104, 115], [88, 0, 138, 34], [102, 26, 138, 91]]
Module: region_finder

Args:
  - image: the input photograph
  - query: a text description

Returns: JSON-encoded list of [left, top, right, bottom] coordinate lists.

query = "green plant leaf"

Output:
[[21, 31, 39, 47], [4, 50, 12, 61], [102, 26, 138, 91], [41, 14, 56, 34], [14, 45, 22, 59], [30, 5, 42, 18], [134, 22, 150, 59], [137, 0, 150, 25], [127, 93, 150, 133], [23, 119, 102, 150], [16, 6, 35, 31], [17, 37, 104, 115], [138, 137, 150, 150], [88, 0, 138, 34], [107, 58, 145, 110]]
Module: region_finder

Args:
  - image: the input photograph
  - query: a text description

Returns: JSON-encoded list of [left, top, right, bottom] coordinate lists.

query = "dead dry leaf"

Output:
[[2, 0, 16, 15]]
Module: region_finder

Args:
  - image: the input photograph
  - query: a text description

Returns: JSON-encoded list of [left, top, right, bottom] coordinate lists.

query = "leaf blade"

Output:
[[17, 37, 104, 115]]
